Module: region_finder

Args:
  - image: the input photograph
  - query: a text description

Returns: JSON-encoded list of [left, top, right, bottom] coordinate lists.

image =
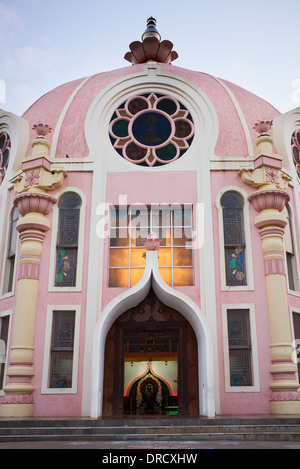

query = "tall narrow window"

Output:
[[0, 316, 9, 391], [49, 311, 75, 389], [227, 309, 252, 386], [55, 193, 82, 287], [221, 192, 247, 286], [2, 207, 19, 294], [293, 312, 300, 382], [109, 206, 193, 288], [283, 204, 298, 291]]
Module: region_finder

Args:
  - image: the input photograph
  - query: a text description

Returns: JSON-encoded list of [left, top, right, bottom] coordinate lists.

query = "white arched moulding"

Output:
[[91, 250, 215, 418]]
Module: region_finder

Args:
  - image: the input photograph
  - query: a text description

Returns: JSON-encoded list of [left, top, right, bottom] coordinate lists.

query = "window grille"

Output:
[[2, 207, 19, 294], [221, 192, 247, 286], [55, 193, 82, 287], [109, 206, 193, 288], [227, 309, 252, 386], [49, 311, 75, 389]]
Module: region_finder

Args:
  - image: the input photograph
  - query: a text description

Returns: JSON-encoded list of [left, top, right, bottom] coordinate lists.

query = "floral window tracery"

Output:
[[0, 132, 11, 185], [109, 93, 195, 167], [221, 192, 247, 286], [291, 130, 300, 178], [55, 193, 82, 287]]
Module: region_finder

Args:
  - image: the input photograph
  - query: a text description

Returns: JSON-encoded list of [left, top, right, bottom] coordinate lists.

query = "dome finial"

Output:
[[124, 17, 178, 65], [142, 17, 161, 42]]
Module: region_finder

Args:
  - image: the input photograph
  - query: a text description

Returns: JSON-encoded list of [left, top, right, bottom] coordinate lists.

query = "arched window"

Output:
[[221, 192, 247, 286], [283, 204, 299, 292], [55, 193, 82, 287], [2, 207, 19, 294]]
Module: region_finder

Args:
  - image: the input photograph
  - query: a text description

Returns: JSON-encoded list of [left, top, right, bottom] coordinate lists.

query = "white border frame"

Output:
[[0, 204, 20, 299], [0, 309, 12, 396], [290, 306, 300, 386], [216, 186, 254, 291], [92, 251, 215, 417], [284, 202, 300, 296], [41, 305, 81, 395], [81, 65, 221, 416], [48, 187, 87, 292], [222, 303, 260, 393]]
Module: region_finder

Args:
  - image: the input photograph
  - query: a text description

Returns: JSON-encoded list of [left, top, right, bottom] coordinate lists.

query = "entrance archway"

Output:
[[103, 290, 199, 416], [91, 250, 215, 418]]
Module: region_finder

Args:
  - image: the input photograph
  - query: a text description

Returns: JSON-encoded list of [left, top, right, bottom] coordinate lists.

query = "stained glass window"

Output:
[[227, 309, 252, 386], [283, 204, 298, 291], [109, 93, 194, 167], [0, 316, 9, 391], [49, 311, 75, 389], [291, 130, 300, 178], [55, 193, 82, 287], [0, 132, 10, 185], [2, 207, 19, 294], [221, 192, 247, 286], [109, 206, 194, 288]]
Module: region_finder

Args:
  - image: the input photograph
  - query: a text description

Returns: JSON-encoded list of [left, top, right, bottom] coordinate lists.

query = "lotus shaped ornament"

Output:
[[32, 122, 52, 138], [253, 119, 273, 135]]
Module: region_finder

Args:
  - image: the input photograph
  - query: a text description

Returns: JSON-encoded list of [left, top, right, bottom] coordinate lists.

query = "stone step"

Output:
[[1, 418, 300, 442]]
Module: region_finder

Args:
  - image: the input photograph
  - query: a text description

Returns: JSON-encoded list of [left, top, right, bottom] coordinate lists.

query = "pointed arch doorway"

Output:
[[102, 289, 199, 416]]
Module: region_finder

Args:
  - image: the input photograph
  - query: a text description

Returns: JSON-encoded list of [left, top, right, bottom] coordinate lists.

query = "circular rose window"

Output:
[[291, 130, 300, 178], [0, 132, 11, 185], [109, 93, 195, 167]]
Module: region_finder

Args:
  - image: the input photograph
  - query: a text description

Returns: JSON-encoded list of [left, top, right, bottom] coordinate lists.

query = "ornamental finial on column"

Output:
[[253, 118, 273, 136], [32, 122, 52, 139], [239, 118, 291, 191], [11, 120, 66, 194]]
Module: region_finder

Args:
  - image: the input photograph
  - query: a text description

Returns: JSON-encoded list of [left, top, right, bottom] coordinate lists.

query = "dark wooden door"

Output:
[[102, 290, 199, 416]]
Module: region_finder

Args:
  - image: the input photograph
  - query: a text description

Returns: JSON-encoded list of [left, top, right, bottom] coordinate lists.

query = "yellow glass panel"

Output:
[[159, 268, 172, 286], [109, 269, 129, 287], [109, 248, 129, 267], [173, 227, 193, 247], [131, 227, 150, 247], [130, 268, 145, 287], [173, 247, 193, 266], [158, 248, 172, 266], [152, 227, 171, 247], [130, 248, 146, 267], [173, 268, 194, 286], [110, 228, 129, 247]]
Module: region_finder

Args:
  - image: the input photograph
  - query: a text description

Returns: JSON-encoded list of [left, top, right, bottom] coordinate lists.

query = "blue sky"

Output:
[[0, 0, 300, 115]]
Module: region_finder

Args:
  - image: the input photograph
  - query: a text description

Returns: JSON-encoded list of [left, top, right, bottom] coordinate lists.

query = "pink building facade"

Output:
[[1, 19, 300, 418]]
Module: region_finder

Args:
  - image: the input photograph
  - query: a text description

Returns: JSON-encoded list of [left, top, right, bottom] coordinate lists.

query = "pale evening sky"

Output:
[[0, 0, 299, 116]]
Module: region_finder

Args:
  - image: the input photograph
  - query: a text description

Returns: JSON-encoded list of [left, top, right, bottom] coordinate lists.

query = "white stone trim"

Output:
[[41, 305, 81, 394], [216, 186, 254, 291], [91, 250, 215, 418], [289, 306, 300, 386], [0, 112, 28, 290], [50, 76, 92, 159], [81, 66, 220, 417], [222, 303, 260, 392], [0, 203, 20, 299], [213, 77, 254, 157], [48, 186, 87, 292], [0, 309, 12, 396], [284, 202, 300, 295]]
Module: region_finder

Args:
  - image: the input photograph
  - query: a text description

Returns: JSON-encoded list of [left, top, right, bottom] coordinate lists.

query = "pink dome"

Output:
[[22, 63, 280, 159]]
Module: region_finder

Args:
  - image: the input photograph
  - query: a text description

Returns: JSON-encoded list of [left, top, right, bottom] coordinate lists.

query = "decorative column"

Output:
[[239, 119, 300, 414], [0, 123, 66, 418]]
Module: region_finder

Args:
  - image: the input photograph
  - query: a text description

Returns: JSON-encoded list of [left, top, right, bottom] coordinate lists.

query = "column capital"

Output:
[[10, 122, 66, 196]]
